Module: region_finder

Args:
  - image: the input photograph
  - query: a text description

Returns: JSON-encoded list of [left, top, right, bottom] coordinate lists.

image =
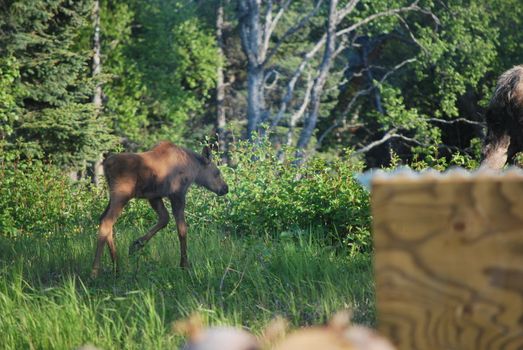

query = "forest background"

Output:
[[2, 0, 522, 170]]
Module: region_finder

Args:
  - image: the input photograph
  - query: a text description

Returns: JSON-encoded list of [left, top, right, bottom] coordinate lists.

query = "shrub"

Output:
[[0, 159, 104, 238], [0, 141, 372, 254], [187, 140, 372, 254]]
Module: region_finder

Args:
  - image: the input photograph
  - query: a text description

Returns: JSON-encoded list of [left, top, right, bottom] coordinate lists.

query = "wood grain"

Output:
[[372, 176, 523, 350]]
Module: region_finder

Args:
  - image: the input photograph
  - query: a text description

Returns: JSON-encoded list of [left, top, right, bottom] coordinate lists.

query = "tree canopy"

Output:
[[1, 0, 521, 170]]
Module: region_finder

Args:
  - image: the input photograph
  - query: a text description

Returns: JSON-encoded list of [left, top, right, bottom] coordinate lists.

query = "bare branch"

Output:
[[336, 0, 360, 22], [297, 0, 339, 150], [317, 121, 364, 149], [344, 86, 373, 114], [343, 57, 417, 116], [317, 122, 339, 148], [263, 0, 324, 66], [429, 117, 485, 127], [333, 34, 349, 58], [264, 68, 280, 89], [317, 56, 417, 147], [418, 3, 440, 28], [271, 59, 313, 129], [261, 0, 273, 61], [354, 131, 397, 155], [267, 0, 292, 41], [381, 57, 417, 81], [396, 15, 426, 52], [353, 129, 424, 155], [394, 134, 425, 145], [274, 1, 427, 133], [287, 73, 313, 146], [336, 1, 421, 37]]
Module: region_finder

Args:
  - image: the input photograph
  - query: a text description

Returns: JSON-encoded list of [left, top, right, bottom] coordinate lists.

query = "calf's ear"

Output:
[[202, 146, 212, 161]]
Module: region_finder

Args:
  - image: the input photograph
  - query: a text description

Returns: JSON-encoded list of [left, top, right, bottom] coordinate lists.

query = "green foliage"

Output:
[[0, 57, 20, 148], [0, 159, 104, 238], [101, 1, 149, 144], [472, 1, 523, 113], [188, 140, 372, 254], [414, 1, 498, 118], [0, 148, 374, 348], [324, 0, 509, 163], [0, 142, 372, 256], [102, 0, 220, 148], [410, 143, 480, 171], [0, 0, 116, 167], [374, 82, 441, 144]]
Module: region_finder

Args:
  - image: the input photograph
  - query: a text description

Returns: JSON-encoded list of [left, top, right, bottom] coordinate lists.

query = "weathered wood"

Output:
[[372, 172, 523, 350]]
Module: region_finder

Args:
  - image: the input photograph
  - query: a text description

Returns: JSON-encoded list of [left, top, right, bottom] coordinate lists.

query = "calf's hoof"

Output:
[[129, 239, 146, 255], [90, 268, 99, 279]]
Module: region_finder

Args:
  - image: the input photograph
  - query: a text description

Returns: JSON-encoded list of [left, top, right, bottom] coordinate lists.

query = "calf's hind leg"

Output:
[[129, 198, 169, 254], [91, 196, 128, 278]]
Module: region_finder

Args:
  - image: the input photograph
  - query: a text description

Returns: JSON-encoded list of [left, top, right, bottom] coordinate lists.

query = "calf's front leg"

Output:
[[169, 194, 189, 268], [481, 133, 511, 169]]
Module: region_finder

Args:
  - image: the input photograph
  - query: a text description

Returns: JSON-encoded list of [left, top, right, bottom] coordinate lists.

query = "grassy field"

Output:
[[0, 219, 375, 349]]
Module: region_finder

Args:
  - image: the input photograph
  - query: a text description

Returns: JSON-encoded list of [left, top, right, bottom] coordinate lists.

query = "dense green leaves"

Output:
[[0, 57, 21, 152], [0, 159, 105, 238], [0, 139, 372, 254], [102, 0, 219, 148], [0, 0, 219, 168], [188, 140, 372, 254], [0, 0, 116, 167]]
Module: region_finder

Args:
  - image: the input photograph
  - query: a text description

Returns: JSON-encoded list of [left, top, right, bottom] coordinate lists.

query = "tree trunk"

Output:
[[238, 0, 267, 140], [296, 0, 338, 152], [93, 0, 102, 111], [92, 0, 104, 185], [216, 0, 228, 156], [246, 64, 265, 139]]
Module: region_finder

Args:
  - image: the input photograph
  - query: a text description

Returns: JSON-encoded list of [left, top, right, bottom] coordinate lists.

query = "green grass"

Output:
[[0, 221, 375, 349]]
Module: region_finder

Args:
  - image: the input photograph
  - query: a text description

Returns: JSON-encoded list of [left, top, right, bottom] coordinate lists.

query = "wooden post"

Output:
[[371, 171, 523, 350]]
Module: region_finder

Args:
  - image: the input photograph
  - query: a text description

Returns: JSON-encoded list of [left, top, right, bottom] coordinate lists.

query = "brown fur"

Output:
[[91, 141, 228, 278], [481, 65, 523, 169]]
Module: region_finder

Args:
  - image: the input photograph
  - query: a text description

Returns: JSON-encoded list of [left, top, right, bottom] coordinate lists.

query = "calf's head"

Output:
[[196, 146, 229, 196]]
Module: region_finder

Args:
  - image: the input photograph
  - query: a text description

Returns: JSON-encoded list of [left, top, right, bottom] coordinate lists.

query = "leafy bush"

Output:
[[0, 159, 105, 238], [187, 140, 372, 254], [0, 141, 372, 254], [409, 141, 481, 171]]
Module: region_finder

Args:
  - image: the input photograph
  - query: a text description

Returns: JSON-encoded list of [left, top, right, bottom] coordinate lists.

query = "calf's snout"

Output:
[[218, 184, 228, 196]]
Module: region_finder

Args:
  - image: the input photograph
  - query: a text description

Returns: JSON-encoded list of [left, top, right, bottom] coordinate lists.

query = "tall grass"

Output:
[[0, 143, 375, 349], [0, 223, 374, 349]]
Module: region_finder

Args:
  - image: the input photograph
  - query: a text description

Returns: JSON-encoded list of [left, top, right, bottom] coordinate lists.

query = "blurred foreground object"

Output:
[[371, 167, 523, 349], [272, 311, 395, 350], [175, 314, 260, 350], [175, 312, 395, 350]]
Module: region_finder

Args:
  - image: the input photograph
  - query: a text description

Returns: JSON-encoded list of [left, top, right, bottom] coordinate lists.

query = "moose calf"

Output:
[[91, 141, 228, 278]]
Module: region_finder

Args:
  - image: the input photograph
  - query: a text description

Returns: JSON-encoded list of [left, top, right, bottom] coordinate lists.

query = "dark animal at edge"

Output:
[[91, 141, 228, 278], [481, 65, 523, 169]]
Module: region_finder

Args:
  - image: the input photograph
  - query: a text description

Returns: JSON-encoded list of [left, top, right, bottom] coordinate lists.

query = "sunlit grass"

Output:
[[0, 222, 374, 349]]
